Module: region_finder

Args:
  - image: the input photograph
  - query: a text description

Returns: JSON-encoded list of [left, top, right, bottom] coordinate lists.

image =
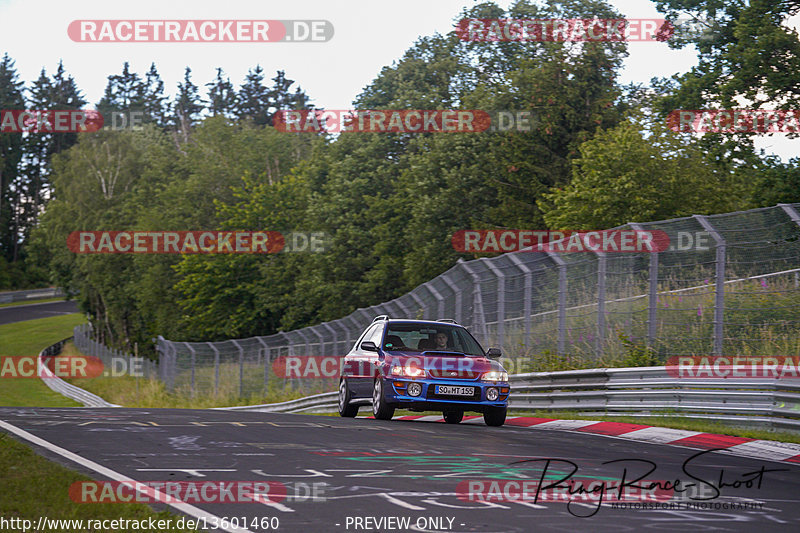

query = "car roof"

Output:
[[382, 319, 463, 327]]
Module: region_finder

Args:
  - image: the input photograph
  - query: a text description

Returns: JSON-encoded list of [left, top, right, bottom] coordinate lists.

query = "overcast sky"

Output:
[[1, 0, 797, 159]]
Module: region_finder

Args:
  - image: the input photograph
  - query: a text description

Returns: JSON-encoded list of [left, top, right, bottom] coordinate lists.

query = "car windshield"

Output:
[[382, 323, 485, 356]]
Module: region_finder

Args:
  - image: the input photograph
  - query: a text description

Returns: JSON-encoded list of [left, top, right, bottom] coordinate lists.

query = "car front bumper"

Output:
[[383, 377, 509, 411]]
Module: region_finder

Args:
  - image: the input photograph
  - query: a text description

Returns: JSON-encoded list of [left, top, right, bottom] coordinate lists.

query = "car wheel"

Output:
[[338, 379, 358, 418], [443, 410, 464, 424], [372, 378, 395, 420], [483, 406, 506, 427]]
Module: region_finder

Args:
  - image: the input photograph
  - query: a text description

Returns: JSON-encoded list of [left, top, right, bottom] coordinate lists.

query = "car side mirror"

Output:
[[361, 341, 378, 352], [486, 348, 501, 359]]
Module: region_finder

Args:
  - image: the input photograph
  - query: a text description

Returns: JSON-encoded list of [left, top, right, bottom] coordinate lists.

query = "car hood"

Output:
[[384, 351, 506, 377]]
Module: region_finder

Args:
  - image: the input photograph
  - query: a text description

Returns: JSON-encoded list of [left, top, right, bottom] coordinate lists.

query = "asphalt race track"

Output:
[[0, 300, 80, 325], [0, 407, 798, 532]]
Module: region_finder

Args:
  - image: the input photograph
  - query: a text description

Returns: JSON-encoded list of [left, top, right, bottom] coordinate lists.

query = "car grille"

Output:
[[426, 384, 482, 401], [427, 369, 480, 380]]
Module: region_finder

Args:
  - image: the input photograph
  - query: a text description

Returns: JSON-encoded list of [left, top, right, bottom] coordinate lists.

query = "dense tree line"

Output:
[[1, 0, 798, 354]]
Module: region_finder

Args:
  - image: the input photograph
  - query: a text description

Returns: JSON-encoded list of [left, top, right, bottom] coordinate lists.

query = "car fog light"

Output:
[[408, 382, 423, 397], [486, 387, 499, 401]]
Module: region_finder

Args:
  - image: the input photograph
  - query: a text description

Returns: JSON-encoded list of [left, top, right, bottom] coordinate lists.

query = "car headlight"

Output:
[[481, 371, 508, 382], [391, 365, 425, 378]]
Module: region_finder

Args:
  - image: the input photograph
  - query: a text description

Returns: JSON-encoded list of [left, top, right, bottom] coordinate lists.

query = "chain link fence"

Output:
[[73, 324, 159, 380], [76, 203, 800, 400]]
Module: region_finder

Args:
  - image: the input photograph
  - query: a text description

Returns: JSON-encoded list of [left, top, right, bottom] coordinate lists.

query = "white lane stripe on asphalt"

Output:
[[0, 420, 254, 533]]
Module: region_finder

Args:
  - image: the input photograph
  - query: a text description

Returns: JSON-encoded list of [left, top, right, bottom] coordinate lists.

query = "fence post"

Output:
[[184, 342, 195, 397], [393, 298, 412, 320], [631, 222, 659, 349], [508, 254, 532, 350], [208, 342, 220, 395], [422, 282, 445, 320], [256, 337, 270, 393], [545, 252, 567, 356], [595, 251, 606, 357], [321, 323, 337, 356], [310, 325, 325, 357], [480, 258, 505, 350], [458, 259, 488, 345], [232, 340, 244, 397], [694, 215, 726, 356], [409, 292, 426, 319], [440, 272, 463, 324]]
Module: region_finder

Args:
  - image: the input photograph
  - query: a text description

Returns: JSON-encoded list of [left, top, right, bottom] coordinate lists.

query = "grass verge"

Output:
[[0, 432, 196, 532], [0, 313, 85, 407]]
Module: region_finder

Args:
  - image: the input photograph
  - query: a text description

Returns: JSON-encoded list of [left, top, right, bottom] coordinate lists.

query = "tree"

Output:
[[0, 53, 25, 263], [141, 63, 169, 127], [540, 116, 749, 229], [206, 67, 237, 117], [237, 65, 269, 125], [96, 62, 144, 118], [173, 67, 203, 142]]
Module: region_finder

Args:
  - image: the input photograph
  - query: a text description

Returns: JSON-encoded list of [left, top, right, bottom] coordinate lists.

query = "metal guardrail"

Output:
[[38, 337, 119, 408], [0, 287, 65, 304], [215, 368, 800, 432], [508, 367, 800, 431], [215, 392, 340, 414], [35, 348, 800, 433]]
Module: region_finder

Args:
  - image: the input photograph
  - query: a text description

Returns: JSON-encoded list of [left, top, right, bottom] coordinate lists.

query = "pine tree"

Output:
[[173, 67, 204, 142], [236, 65, 269, 125], [0, 53, 26, 262], [96, 62, 144, 119], [141, 63, 169, 127], [206, 67, 237, 117]]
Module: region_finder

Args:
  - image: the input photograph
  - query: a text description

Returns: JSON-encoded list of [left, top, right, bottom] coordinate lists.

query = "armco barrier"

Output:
[[216, 367, 800, 432], [35, 341, 800, 432], [37, 337, 119, 408], [0, 287, 65, 304]]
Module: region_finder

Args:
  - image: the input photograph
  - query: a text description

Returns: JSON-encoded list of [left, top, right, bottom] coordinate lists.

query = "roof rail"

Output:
[[372, 315, 390, 323], [436, 319, 458, 324]]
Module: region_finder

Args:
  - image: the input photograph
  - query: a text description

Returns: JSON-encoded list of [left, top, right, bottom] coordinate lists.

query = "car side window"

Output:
[[354, 324, 379, 351], [368, 324, 385, 346]]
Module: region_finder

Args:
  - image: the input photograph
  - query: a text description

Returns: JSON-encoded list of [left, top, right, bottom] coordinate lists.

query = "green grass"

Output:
[[0, 432, 196, 532], [0, 297, 67, 308], [0, 314, 84, 407]]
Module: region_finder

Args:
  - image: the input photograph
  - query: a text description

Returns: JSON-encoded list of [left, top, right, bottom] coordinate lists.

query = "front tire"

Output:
[[372, 378, 395, 420], [443, 410, 464, 424], [484, 406, 506, 427], [338, 379, 358, 417]]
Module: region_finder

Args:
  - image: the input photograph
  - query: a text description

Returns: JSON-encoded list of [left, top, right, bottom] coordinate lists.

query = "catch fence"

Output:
[[79, 204, 800, 399]]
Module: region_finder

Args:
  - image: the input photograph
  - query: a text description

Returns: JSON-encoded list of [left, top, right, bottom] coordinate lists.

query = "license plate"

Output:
[[435, 385, 474, 396]]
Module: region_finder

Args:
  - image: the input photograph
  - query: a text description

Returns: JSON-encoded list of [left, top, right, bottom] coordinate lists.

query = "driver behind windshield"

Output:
[[434, 332, 449, 350]]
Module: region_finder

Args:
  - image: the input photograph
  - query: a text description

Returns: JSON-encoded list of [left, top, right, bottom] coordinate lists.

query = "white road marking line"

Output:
[[0, 420, 253, 533]]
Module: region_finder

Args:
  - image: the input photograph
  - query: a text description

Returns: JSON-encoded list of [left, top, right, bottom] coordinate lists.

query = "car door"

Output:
[[349, 323, 381, 397]]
